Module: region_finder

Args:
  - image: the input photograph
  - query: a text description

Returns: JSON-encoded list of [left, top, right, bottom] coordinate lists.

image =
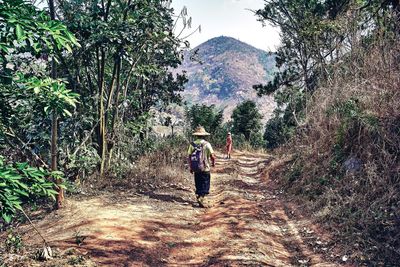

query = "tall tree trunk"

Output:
[[111, 60, 122, 132], [97, 0, 114, 175], [48, 0, 63, 208], [108, 58, 122, 168], [98, 49, 107, 175]]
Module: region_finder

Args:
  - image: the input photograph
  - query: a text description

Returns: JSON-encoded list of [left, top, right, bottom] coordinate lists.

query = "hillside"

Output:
[[178, 36, 276, 121]]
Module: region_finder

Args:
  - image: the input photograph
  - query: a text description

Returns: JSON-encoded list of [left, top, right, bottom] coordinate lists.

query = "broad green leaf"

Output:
[[14, 181, 29, 190], [0, 43, 9, 52], [46, 189, 58, 195], [2, 213, 12, 223], [15, 24, 25, 40], [62, 109, 72, 117], [64, 44, 72, 53], [14, 189, 29, 197]]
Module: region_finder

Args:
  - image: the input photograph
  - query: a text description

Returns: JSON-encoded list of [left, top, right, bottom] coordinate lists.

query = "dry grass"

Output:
[[123, 150, 191, 192], [274, 39, 400, 264], [91, 136, 192, 192]]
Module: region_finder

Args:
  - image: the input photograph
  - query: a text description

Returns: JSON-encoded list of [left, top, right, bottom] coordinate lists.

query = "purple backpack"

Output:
[[190, 141, 206, 173]]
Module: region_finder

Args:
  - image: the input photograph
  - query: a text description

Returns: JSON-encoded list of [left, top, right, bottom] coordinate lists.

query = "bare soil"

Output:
[[3, 151, 350, 266]]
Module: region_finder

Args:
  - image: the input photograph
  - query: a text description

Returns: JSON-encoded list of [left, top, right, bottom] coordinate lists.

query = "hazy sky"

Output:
[[171, 0, 281, 51]]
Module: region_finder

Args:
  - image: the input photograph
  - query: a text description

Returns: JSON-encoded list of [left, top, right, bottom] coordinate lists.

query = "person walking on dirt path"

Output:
[[226, 132, 233, 159], [188, 126, 216, 208]]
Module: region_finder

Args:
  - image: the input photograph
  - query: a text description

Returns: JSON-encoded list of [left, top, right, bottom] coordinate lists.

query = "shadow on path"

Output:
[[16, 151, 341, 267]]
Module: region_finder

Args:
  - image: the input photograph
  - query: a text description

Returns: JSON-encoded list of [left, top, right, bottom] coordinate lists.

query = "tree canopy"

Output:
[[186, 104, 223, 135], [231, 100, 262, 141]]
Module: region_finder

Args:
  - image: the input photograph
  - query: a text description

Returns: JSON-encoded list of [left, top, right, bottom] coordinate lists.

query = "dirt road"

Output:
[[18, 152, 343, 266]]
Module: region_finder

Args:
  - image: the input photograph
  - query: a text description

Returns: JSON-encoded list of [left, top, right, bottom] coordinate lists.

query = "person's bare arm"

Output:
[[211, 153, 216, 167]]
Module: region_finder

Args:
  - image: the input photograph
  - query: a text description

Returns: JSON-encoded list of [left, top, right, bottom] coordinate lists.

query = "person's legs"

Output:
[[200, 172, 210, 207], [194, 173, 204, 207], [201, 172, 210, 196], [194, 172, 202, 196], [194, 172, 211, 207]]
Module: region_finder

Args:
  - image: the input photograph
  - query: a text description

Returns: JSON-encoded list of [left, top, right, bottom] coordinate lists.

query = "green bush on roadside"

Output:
[[0, 156, 61, 223]]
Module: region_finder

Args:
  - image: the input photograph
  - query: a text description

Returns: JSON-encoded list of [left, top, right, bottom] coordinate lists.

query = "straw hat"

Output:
[[192, 126, 210, 136]]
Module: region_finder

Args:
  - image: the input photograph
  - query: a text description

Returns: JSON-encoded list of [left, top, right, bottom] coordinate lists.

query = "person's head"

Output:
[[227, 132, 231, 136], [192, 126, 210, 139]]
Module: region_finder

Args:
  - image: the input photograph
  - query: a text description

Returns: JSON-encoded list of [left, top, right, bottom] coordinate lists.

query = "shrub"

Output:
[[0, 156, 60, 223], [264, 116, 292, 149]]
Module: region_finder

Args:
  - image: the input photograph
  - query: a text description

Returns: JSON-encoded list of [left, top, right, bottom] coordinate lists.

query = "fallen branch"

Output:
[[19, 207, 53, 260]]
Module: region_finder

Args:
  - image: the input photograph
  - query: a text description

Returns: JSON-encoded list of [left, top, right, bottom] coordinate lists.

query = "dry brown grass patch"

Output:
[[274, 39, 400, 265]]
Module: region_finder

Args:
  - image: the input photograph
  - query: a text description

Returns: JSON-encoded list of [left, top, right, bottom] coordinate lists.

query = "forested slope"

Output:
[[257, 0, 400, 265]]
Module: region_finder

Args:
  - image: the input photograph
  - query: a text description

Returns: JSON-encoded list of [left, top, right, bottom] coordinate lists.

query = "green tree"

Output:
[[0, 0, 79, 211], [0, 0, 79, 168], [186, 104, 223, 135], [253, 0, 348, 130], [231, 100, 262, 141], [56, 0, 188, 174], [1, 0, 195, 192], [254, 0, 400, 149]]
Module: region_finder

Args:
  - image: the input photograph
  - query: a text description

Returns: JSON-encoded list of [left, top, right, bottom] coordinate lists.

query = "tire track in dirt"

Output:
[[17, 151, 343, 266]]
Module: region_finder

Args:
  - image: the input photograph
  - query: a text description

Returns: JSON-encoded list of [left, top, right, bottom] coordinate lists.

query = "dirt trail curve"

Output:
[[20, 151, 343, 266]]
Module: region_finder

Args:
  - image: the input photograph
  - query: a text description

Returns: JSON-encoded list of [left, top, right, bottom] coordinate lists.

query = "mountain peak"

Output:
[[200, 35, 245, 45], [178, 36, 276, 122], [194, 36, 266, 56]]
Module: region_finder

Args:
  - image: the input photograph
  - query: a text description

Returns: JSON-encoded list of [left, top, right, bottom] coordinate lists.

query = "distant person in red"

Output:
[[226, 132, 233, 159]]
